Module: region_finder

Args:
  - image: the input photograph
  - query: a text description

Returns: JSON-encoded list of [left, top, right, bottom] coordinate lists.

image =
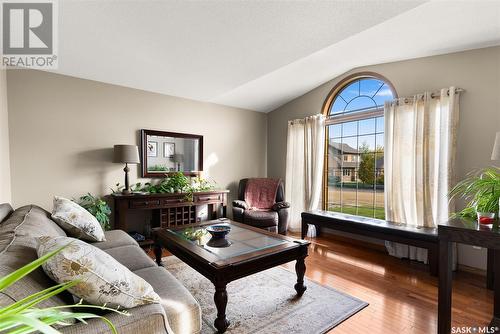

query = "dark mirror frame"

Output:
[[140, 129, 203, 178]]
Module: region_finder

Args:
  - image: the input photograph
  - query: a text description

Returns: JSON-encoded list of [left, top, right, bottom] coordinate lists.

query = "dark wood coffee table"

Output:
[[153, 220, 310, 333]]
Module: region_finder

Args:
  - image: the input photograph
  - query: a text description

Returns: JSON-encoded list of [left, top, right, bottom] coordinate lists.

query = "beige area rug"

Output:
[[163, 256, 368, 334]]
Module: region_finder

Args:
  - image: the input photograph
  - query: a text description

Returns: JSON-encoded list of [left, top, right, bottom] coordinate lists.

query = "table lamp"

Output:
[[114, 145, 140, 195]]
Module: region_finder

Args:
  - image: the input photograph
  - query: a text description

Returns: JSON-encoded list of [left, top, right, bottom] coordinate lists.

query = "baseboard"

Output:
[[317, 229, 387, 253], [458, 264, 487, 277]]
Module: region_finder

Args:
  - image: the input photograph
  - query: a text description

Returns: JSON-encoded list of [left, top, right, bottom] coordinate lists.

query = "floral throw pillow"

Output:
[[51, 196, 105, 242], [37, 236, 160, 308]]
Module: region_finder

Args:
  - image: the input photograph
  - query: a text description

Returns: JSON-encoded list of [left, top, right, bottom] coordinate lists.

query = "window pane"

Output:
[[360, 78, 384, 97], [342, 137, 358, 154], [342, 121, 357, 137], [330, 98, 346, 115], [345, 96, 377, 113], [358, 118, 376, 135], [376, 116, 384, 133], [358, 134, 376, 152], [340, 81, 359, 102], [375, 134, 384, 152], [330, 124, 342, 138], [375, 190, 385, 220], [373, 84, 394, 106], [340, 185, 357, 206]]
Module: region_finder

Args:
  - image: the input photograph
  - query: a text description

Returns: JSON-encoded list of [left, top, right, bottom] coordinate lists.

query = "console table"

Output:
[[111, 190, 229, 246], [438, 219, 500, 334]]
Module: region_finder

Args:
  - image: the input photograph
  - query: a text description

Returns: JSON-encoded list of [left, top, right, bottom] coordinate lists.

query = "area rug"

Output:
[[163, 256, 368, 334]]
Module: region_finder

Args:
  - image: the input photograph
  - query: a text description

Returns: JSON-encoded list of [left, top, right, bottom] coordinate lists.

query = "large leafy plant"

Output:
[[449, 167, 500, 218], [112, 173, 216, 198], [77, 194, 112, 230], [0, 245, 125, 333]]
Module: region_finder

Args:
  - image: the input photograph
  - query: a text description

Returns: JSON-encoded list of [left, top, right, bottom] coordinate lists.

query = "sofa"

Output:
[[232, 178, 290, 235], [0, 203, 202, 334]]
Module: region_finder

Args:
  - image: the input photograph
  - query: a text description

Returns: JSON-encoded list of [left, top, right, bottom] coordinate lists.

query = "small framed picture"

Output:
[[164, 142, 175, 158], [147, 141, 157, 157]]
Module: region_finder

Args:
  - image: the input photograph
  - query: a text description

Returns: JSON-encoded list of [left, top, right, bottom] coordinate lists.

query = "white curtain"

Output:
[[285, 114, 325, 237], [384, 87, 460, 263]]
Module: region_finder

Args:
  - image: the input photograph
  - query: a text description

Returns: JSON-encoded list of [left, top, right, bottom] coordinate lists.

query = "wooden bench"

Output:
[[301, 210, 439, 275]]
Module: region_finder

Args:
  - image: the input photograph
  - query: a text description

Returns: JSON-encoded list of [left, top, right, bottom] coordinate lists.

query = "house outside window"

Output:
[[322, 72, 396, 219]]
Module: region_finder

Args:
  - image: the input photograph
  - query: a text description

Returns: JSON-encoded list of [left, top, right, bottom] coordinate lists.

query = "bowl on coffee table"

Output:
[[206, 224, 231, 239]]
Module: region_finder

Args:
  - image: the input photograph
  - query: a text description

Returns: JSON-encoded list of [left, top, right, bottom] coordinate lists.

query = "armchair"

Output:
[[232, 178, 290, 234]]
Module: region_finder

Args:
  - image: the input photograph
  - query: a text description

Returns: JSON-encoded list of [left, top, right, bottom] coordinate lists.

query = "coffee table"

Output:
[[153, 220, 310, 333]]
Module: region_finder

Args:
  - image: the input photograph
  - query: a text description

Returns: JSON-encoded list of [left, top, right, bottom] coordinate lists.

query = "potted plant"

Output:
[[449, 167, 500, 224], [77, 193, 112, 230]]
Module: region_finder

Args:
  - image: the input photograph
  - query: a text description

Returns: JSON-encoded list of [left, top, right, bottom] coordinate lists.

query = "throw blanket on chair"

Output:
[[245, 178, 280, 210]]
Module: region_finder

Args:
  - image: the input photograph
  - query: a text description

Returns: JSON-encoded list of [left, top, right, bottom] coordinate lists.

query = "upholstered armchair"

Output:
[[232, 178, 290, 235]]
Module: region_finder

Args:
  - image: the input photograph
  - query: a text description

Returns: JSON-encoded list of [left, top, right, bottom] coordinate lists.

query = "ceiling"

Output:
[[52, 0, 500, 112]]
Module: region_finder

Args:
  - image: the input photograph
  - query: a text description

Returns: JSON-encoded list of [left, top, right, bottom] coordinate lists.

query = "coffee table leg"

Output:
[[214, 282, 230, 333], [153, 243, 163, 266], [294, 256, 307, 296]]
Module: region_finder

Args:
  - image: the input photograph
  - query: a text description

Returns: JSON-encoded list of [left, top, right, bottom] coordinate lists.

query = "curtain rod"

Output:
[[397, 87, 465, 101]]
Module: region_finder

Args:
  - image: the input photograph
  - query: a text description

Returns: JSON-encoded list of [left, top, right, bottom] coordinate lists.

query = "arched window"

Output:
[[322, 72, 396, 219]]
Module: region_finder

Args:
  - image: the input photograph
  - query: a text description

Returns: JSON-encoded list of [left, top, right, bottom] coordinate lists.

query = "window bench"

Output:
[[301, 210, 439, 276]]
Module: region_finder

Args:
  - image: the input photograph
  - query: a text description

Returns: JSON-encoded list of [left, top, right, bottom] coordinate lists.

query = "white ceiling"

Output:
[[52, 0, 500, 112]]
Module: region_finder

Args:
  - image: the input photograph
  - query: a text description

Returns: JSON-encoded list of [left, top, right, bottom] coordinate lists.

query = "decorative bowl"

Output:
[[206, 224, 231, 239]]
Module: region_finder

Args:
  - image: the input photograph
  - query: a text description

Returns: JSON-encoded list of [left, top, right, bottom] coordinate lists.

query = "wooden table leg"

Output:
[[153, 243, 163, 266], [438, 238, 453, 334], [294, 256, 307, 296], [488, 248, 495, 290], [493, 250, 500, 320], [214, 282, 230, 333]]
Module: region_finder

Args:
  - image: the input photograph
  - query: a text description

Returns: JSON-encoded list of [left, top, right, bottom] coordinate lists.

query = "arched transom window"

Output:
[[323, 73, 396, 219]]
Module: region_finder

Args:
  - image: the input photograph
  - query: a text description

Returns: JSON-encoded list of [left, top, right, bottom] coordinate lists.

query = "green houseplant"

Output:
[[449, 167, 500, 219], [0, 244, 125, 333], [77, 194, 112, 230]]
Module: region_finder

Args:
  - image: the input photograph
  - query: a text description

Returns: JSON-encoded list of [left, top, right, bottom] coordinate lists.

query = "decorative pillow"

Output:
[[37, 236, 160, 308], [51, 196, 105, 242]]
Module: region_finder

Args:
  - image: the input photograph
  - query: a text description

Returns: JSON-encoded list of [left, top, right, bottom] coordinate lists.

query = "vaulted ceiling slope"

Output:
[[52, 0, 500, 112]]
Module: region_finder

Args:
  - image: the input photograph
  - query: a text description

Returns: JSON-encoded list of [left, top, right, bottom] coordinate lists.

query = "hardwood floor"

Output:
[[149, 232, 494, 333], [283, 232, 493, 333]]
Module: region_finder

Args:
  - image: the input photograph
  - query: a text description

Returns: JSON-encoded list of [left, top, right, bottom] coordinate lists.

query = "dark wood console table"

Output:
[[111, 190, 229, 246], [438, 220, 500, 334]]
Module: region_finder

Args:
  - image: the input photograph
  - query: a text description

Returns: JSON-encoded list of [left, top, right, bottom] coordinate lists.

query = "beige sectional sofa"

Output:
[[0, 203, 202, 334]]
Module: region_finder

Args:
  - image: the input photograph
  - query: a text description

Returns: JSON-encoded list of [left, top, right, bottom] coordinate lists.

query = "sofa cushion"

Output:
[[51, 196, 105, 242], [0, 203, 13, 223], [92, 229, 138, 250], [104, 245, 157, 271], [0, 205, 72, 309], [243, 210, 278, 228], [134, 266, 202, 334], [37, 236, 160, 309]]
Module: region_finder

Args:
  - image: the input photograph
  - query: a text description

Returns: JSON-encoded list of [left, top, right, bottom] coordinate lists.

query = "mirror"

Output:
[[141, 129, 203, 177]]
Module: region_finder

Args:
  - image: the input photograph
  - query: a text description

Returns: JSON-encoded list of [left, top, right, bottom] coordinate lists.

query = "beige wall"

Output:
[[6, 70, 267, 212], [0, 69, 11, 204], [267, 46, 500, 269]]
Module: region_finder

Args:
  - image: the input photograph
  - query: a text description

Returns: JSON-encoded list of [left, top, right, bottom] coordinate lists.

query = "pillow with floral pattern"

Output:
[[37, 236, 160, 308], [51, 196, 105, 242]]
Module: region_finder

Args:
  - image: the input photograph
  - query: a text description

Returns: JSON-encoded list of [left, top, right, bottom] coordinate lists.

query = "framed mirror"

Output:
[[141, 129, 203, 177]]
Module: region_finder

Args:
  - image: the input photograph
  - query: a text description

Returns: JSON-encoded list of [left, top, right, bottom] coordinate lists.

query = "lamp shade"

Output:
[[492, 132, 500, 161], [114, 145, 140, 164]]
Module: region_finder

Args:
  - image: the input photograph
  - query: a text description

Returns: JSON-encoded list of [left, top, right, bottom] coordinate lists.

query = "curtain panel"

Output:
[[285, 114, 325, 236], [384, 87, 460, 263]]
